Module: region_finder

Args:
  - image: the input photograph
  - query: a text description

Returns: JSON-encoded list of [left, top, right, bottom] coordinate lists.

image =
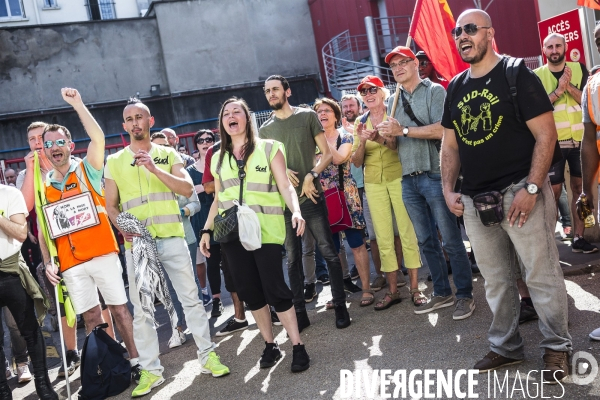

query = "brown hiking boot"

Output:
[[473, 351, 523, 373], [542, 349, 569, 384]]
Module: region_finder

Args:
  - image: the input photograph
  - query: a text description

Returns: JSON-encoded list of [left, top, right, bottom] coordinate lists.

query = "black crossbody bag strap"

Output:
[[400, 90, 425, 127], [336, 135, 344, 191]]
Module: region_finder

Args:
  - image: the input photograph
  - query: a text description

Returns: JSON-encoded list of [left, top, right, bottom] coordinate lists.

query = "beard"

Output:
[[460, 39, 489, 65], [548, 52, 565, 65], [344, 111, 358, 123], [269, 94, 288, 111]]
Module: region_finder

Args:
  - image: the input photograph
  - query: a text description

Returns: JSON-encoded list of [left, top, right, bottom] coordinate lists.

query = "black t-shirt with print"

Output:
[[441, 57, 554, 196]]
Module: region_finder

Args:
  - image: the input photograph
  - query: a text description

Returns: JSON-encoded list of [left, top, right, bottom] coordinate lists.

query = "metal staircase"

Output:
[[322, 17, 412, 97]]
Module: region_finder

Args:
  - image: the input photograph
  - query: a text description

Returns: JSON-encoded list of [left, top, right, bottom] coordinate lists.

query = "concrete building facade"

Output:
[[0, 0, 322, 162]]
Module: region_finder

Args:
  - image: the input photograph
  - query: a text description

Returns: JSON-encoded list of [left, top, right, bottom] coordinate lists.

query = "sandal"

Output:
[[360, 290, 375, 307], [374, 291, 401, 311], [410, 288, 427, 306]]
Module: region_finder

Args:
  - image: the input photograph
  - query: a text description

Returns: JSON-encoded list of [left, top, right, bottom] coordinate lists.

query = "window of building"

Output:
[[0, 0, 24, 18], [43, 0, 58, 8], [87, 0, 116, 20]]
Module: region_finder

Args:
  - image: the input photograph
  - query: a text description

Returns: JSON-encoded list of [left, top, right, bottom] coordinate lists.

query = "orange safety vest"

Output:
[[45, 161, 118, 272], [585, 74, 600, 184]]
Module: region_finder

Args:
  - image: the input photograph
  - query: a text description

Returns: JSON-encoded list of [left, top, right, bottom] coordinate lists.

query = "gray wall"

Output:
[[0, 18, 168, 114], [154, 0, 320, 93], [0, 0, 323, 162]]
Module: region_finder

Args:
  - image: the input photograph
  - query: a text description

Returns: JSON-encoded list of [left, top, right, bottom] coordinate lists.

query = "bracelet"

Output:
[[200, 229, 213, 236], [553, 90, 559, 98]]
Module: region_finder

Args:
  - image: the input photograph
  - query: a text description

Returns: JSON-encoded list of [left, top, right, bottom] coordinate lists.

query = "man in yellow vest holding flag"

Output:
[[104, 98, 229, 398], [38, 88, 142, 383], [535, 32, 597, 253]]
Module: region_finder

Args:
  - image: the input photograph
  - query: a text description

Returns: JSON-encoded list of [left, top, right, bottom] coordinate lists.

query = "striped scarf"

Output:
[[116, 212, 177, 330]]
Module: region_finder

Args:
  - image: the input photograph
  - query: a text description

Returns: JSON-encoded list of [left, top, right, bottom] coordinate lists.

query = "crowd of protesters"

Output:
[[4, 7, 600, 398]]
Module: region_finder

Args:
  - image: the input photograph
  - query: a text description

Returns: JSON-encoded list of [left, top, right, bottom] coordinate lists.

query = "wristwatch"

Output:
[[309, 170, 319, 179], [200, 229, 213, 236], [403, 127, 409, 137], [525, 182, 540, 195]]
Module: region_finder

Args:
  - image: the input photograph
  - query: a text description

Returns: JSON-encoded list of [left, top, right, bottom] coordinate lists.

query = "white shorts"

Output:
[[62, 253, 128, 314], [196, 246, 206, 264]]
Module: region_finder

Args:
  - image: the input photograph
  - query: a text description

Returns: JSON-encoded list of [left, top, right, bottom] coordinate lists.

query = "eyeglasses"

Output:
[[359, 87, 379, 96], [389, 59, 413, 70], [451, 23, 491, 38], [43, 139, 68, 148], [419, 60, 430, 67], [196, 137, 214, 144], [316, 109, 334, 114]]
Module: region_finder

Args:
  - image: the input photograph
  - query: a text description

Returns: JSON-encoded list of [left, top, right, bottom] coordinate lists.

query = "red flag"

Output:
[[409, 0, 469, 82], [578, 0, 600, 10]]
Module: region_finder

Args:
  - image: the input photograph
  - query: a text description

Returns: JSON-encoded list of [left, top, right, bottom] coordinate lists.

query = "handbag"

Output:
[[213, 159, 245, 243], [324, 135, 353, 234]]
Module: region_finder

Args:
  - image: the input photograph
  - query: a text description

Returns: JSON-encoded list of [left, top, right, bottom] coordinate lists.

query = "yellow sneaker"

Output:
[[201, 351, 230, 377], [131, 370, 164, 397]]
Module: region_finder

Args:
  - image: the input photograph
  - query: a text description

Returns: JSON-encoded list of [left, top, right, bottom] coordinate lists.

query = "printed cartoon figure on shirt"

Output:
[[453, 88, 502, 146]]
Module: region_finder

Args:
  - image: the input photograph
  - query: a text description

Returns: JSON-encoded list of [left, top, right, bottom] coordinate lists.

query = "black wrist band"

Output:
[[200, 229, 213, 236]]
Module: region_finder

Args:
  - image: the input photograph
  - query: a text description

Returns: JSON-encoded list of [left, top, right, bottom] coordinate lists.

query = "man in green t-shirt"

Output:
[[259, 75, 351, 331]]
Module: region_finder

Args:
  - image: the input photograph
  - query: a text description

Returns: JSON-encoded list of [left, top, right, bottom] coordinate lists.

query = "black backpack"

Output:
[[78, 323, 131, 400]]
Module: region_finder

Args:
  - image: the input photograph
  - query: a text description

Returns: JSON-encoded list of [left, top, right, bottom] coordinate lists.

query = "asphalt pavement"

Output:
[[7, 233, 600, 400]]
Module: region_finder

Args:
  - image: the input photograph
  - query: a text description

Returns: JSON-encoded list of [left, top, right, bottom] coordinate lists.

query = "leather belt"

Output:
[[405, 170, 425, 177]]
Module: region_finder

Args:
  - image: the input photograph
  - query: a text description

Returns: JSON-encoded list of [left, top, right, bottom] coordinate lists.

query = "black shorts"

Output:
[[548, 147, 581, 185]]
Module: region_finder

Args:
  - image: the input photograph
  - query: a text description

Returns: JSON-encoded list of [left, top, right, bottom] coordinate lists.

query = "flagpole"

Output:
[[390, 36, 413, 118], [54, 265, 72, 400]]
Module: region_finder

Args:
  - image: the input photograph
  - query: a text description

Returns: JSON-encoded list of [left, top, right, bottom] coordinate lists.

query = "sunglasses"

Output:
[[43, 139, 68, 149], [359, 87, 379, 96], [419, 60, 430, 67], [451, 23, 491, 38], [196, 137, 214, 145]]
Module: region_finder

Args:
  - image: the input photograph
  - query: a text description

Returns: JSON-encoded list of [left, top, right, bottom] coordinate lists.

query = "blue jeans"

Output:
[[462, 176, 571, 358], [402, 172, 473, 299], [284, 197, 345, 311]]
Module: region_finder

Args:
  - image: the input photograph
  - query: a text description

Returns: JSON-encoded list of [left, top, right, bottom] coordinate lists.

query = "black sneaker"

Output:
[[211, 298, 224, 318], [349, 265, 359, 280], [291, 344, 310, 372], [304, 283, 316, 303], [131, 363, 142, 384], [215, 318, 249, 337], [270, 310, 282, 326], [334, 302, 351, 329], [317, 274, 330, 285], [343, 277, 361, 294], [260, 342, 282, 368], [70, 349, 81, 368], [57, 350, 78, 378], [296, 309, 311, 333], [572, 237, 599, 253], [519, 300, 538, 324]]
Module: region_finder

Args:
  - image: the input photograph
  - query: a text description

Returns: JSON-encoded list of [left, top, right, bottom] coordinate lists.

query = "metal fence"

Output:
[[523, 56, 543, 70]]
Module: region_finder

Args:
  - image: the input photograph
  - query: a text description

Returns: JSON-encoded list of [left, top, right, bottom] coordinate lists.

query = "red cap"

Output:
[[385, 46, 417, 64], [357, 75, 385, 92]]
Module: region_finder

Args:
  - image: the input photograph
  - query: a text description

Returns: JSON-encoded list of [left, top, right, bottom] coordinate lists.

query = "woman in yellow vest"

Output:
[[200, 98, 310, 372]]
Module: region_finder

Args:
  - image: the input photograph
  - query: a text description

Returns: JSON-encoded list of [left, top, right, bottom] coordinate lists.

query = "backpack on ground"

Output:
[[78, 323, 131, 400]]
